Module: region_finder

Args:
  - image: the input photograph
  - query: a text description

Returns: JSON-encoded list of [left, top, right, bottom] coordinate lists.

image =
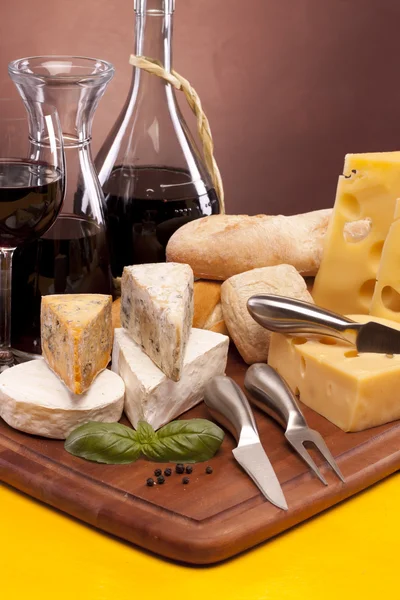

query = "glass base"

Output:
[[0, 348, 14, 372], [12, 347, 43, 364]]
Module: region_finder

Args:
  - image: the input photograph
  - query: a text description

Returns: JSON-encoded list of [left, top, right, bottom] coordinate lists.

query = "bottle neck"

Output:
[[135, 10, 173, 72]]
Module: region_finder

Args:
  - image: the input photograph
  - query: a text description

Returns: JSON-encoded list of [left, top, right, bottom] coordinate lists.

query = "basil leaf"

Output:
[[64, 422, 141, 464], [135, 420, 159, 456], [143, 418, 224, 463]]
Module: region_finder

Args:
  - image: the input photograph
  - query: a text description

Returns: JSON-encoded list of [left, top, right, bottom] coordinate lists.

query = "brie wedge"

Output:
[[0, 360, 125, 439], [112, 327, 229, 430]]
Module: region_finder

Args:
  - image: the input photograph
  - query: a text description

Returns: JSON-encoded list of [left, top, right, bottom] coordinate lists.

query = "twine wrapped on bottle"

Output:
[[129, 54, 225, 213]]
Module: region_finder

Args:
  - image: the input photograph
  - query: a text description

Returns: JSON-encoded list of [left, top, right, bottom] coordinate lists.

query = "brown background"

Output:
[[1, 0, 400, 215]]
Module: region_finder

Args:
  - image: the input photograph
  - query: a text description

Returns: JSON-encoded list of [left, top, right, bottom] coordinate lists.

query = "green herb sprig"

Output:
[[64, 419, 224, 465]]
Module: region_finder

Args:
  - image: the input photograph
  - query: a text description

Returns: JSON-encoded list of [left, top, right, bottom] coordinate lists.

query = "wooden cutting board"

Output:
[[1, 347, 399, 564]]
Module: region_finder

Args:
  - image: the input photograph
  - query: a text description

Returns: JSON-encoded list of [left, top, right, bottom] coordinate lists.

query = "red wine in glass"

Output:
[[0, 159, 64, 247], [0, 101, 65, 368]]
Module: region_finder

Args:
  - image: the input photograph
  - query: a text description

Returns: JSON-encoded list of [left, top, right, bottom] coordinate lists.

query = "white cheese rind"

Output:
[[112, 327, 229, 430], [120, 263, 194, 381], [0, 360, 125, 439]]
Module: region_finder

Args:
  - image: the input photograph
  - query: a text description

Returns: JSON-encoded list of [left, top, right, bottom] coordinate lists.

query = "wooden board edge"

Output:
[[1, 438, 399, 565]]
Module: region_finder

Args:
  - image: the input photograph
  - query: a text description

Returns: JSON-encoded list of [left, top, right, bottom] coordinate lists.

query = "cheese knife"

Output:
[[204, 376, 288, 511], [247, 294, 400, 354]]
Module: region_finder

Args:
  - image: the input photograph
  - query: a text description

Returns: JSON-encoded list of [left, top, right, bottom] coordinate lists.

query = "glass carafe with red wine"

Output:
[[95, 0, 221, 278], [0, 99, 65, 368], [8, 56, 114, 357]]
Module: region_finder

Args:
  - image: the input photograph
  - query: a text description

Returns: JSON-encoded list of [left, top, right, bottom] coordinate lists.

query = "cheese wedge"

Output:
[[268, 314, 400, 432], [370, 198, 400, 320], [41, 294, 113, 394], [112, 327, 229, 430], [0, 360, 124, 439], [313, 152, 400, 314], [120, 263, 194, 381]]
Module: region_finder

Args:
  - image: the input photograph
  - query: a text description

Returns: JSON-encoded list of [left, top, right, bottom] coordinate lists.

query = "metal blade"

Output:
[[356, 321, 400, 354], [232, 444, 288, 510]]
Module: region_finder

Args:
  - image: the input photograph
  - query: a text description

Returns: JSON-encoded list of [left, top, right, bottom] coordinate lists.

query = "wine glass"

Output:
[[0, 99, 65, 369]]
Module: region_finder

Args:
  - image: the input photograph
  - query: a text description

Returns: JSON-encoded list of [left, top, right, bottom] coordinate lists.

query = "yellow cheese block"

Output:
[[268, 314, 400, 432], [370, 198, 400, 320], [313, 152, 400, 314], [41, 294, 113, 394]]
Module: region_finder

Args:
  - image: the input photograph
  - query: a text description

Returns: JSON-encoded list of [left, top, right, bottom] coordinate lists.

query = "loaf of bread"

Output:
[[112, 280, 229, 336], [112, 297, 122, 330], [221, 265, 313, 364], [192, 280, 229, 336], [166, 210, 333, 280]]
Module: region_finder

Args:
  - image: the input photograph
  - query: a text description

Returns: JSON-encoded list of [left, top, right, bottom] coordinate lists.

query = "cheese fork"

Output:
[[244, 363, 345, 485]]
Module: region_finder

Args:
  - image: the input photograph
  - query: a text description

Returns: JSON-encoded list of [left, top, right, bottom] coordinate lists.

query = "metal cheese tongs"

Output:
[[244, 364, 345, 485]]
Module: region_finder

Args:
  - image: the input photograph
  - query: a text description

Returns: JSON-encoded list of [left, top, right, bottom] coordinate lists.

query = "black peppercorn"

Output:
[[164, 468, 172, 477], [157, 475, 165, 484], [175, 463, 184, 474], [205, 466, 213, 474], [146, 478, 155, 487], [185, 465, 193, 474], [182, 477, 190, 484], [154, 468, 162, 477]]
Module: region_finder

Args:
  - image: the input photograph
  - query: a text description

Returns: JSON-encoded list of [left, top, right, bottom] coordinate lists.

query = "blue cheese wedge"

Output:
[[112, 327, 229, 430], [120, 263, 194, 382], [0, 360, 125, 439], [41, 293, 113, 394]]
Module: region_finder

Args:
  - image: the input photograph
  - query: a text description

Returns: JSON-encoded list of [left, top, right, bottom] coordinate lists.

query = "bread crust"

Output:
[[166, 210, 332, 280], [221, 265, 313, 364]]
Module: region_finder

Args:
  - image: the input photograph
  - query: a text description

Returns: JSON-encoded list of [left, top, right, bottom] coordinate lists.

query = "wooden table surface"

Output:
[[1, 472, 398, 600]]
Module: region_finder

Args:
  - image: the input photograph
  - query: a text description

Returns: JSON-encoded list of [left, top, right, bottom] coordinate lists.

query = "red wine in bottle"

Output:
[[11, 214, 111, 354], [103, 165, 220, 277], [0, 159, 64, 247]]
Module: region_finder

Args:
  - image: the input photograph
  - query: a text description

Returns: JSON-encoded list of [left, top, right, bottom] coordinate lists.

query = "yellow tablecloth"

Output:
[[1, 475, 398, 600]]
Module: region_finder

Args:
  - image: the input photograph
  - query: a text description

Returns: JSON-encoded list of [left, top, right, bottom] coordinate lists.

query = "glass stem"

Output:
[[0, 247, 15, 368]]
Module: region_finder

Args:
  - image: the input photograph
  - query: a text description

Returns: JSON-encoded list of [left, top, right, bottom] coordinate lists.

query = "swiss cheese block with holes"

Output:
[[41, 294, 113, 394], [112, 327, 229, 430], [268, 314, 400, 432], [370, 198, 400, 320], [0, 360, 124, 439], [313, 152, 400, 314], [120, 263, 194, 382]]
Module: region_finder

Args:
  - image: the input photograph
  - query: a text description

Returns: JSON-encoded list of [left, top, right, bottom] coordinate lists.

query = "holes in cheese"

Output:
[[340, 193, 361, 219], [381, 285, 400, 312], [359, 279, 376, 309], [319, 337, 337, 345], [292, 337, 307, 346], [369, 240, 385, 269], [344, 350, 359, 358]]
